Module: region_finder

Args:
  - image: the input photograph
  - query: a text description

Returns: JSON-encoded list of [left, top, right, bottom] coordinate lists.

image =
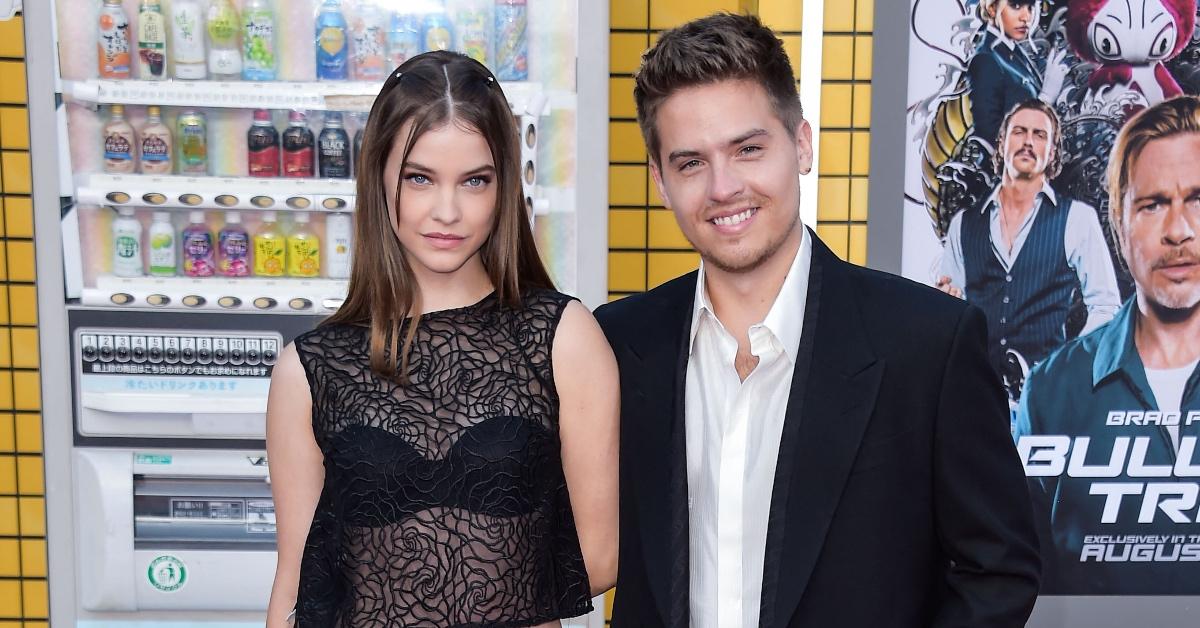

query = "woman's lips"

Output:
[[423, 233, 467, 249]]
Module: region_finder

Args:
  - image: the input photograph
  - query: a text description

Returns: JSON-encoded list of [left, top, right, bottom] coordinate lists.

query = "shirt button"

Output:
[[1003, 296, 1010, 304], [1000, 338, 1008, 346], [1005, 275, 1013, 282], [1000, 317, 1007, 324]]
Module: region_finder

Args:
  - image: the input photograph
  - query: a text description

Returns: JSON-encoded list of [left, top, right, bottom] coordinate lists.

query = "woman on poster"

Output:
[[968, 0, 1068, 152]]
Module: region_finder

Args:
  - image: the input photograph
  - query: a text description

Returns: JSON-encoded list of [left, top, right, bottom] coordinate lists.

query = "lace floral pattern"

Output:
[[293, 289, 592, 627]]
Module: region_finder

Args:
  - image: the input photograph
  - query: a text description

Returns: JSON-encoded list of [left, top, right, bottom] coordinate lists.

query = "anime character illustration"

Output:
[[1064, 0, 1196, 107]]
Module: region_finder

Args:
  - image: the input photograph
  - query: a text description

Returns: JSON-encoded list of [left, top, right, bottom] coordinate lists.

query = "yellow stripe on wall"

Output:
[[0, 13, 48, 627]]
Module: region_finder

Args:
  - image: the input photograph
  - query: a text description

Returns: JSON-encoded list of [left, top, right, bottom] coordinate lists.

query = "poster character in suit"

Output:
[[595, 12, 1041, 628], [968, 0, 1067, 153], [939, 100, 1121, 410], [1016, 95, 1200, 594]]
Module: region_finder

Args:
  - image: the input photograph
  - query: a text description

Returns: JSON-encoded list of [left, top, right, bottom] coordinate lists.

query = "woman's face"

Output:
[[383, 118, 498, 284], [996, 1, 1034, 41]]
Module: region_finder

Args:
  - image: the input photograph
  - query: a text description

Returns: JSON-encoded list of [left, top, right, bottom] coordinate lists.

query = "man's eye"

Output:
[[738, 145, 762, 156], [679, 159, 700, 171]]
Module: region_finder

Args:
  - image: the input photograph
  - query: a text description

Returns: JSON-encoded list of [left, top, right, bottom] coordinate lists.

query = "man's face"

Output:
[[996, 1, 1033, 41], [1002, 107, 1054, 181], [1122, 133, 1200, 312], [649, 79, 812, 274]]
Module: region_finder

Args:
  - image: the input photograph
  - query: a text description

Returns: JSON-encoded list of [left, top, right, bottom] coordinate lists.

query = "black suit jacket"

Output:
[[594, 232, 1040, 628]]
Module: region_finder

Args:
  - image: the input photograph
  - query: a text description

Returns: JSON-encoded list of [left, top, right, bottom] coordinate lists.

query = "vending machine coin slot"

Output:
[[212, 338, 229, 364], [131, 336, 147, 362]]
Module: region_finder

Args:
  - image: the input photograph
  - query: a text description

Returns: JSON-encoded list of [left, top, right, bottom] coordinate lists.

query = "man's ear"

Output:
[[649, 161, 672, 209], [795, 119, 813, 176]]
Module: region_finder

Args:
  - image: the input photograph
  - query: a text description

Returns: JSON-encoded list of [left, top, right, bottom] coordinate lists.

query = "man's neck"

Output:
[[1135, 297, 1200, 369], [704, 225, 803, 347], [998, 175, 1043, 214]]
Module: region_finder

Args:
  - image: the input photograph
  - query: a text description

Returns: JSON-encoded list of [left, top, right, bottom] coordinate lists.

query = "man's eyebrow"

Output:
[[666, 129, 770, 164], [667, 148, 701, 163], [1132, 192, 1169, 204], [729, 128, 769, 146]]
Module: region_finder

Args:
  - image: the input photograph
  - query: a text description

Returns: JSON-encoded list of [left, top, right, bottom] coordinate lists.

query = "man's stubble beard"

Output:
[[699, 207, 801, 275]]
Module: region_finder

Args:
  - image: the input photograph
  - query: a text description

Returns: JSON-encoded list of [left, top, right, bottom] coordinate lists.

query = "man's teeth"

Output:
[[712, 208, 755, 227]]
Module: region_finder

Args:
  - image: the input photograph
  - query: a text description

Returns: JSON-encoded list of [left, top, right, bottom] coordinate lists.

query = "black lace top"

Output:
[[292, 289, 593, 627]]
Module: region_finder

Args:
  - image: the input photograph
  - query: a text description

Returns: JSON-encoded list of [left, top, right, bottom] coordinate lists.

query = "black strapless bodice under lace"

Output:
[[293, 289, 592, 627]]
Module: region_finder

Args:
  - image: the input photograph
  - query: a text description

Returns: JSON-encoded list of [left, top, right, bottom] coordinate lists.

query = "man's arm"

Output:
[[932, 305, 1041, 627], [1065, 201, 1121, 335], [937, 211, 968, 299]]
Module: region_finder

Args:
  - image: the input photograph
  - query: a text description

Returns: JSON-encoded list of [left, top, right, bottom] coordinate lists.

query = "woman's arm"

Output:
[[265, 343, 325, 626], [553, 300, 621, 595]]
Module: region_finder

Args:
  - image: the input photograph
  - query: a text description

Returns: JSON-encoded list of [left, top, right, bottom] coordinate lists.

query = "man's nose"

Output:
[[708, 161, 746, 203], [1163, 202, 1197, 245]]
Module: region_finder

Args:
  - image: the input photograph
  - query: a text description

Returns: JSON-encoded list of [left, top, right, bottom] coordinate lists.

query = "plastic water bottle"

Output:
[[351, 1, 388, 81], [148, 211, 176, 277], [242, 0, 277, 81], [315, 0, 350, 80], [456, 0, 491, 65], [206, 0, 243, 80], [494, 0, 528, 80], [422, 2, 455, 52], [112, 207, 143, 277], [387, 11, 421, 67], [325, 212, 352, 279]]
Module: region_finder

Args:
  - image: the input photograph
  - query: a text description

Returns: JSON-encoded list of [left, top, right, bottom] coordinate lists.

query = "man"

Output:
[[1015, 96, 1200, 594], [594, 13, 1040, 628], [939, 100, 1120, 391]]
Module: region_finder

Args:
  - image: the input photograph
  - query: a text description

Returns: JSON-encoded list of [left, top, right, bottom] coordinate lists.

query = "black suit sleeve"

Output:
[[593, 301, 663, 628], [968, 51, 1008, 150], [931, 305, 1041, 627]]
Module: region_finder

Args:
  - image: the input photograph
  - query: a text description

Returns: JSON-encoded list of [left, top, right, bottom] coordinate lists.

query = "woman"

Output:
[[968, 0, 1066, 150], [265, 51, 619, 626]]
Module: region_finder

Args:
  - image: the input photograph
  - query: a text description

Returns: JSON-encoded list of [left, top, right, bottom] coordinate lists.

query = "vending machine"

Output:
[[26, 1, 608, 625]]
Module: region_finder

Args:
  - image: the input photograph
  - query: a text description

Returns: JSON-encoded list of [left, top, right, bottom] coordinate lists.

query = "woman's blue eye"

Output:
[[405, 173, 430, 185], [465, 176, 490, 188]]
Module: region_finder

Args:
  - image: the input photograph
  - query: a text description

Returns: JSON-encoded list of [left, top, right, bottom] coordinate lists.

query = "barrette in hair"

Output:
[[394, 70, 404, 79], [486, 76, 495, 83]]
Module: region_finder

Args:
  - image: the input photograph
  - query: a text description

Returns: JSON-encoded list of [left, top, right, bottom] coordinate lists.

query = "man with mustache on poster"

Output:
[[938, 100, 1120, 411], [1015, 96, 1200, 594]]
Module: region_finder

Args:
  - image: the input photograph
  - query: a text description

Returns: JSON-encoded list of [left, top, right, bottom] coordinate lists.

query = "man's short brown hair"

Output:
[[633, 12, 803, 166]]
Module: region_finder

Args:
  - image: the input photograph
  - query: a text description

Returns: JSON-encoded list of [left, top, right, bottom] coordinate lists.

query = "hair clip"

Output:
[[486, 76, 495, 83], [394, 70, 404, 79]]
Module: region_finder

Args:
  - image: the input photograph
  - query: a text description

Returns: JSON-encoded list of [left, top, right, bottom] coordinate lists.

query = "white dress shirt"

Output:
[[685, 228, 812, 628], [940, 183, 1121, 335]]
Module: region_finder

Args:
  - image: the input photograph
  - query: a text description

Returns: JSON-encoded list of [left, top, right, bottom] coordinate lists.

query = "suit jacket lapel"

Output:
[[626, 273, 695, 628], [759, 234, 885, 627]]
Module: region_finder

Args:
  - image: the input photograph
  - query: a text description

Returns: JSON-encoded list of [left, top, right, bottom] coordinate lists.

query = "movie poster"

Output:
[[904, 0, 1200, 594]]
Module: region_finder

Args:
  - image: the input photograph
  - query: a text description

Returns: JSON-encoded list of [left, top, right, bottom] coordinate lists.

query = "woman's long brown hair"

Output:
[[323, 51, 554, 382]]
